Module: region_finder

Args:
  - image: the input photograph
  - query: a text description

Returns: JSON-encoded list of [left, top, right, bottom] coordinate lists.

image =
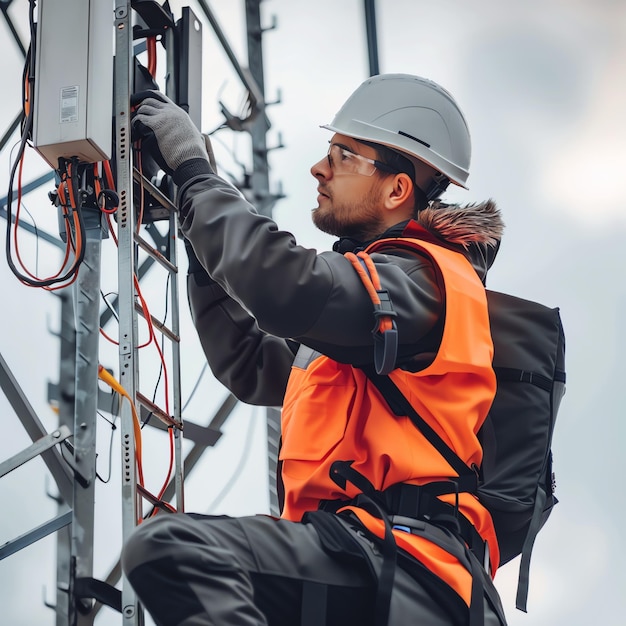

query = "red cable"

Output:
[[147, 36, 157, 78]]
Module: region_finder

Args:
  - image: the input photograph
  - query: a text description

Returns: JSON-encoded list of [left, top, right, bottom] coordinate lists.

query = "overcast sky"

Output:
[[1, 1, 624, 625]]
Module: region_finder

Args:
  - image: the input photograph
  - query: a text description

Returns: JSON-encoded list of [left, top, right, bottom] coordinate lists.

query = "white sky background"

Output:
[[0, 0, 624, 624]]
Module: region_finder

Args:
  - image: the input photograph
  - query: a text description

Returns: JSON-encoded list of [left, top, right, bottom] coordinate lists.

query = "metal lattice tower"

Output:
[[0, 1, 282, 623], [0, 1, 382, 623]]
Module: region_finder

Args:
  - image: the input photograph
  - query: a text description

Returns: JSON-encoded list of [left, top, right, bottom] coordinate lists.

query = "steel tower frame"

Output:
[[0, 1, 283, 623], [0, 1, 379, 623]]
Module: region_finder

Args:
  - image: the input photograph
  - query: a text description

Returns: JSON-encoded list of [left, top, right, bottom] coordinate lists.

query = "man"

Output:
[[122, 74, 507, 626]]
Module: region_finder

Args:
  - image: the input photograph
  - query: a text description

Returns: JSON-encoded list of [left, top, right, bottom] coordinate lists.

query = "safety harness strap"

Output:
[[336, 248, 507, 623], [383, 482, 487, 564], [345, 251, 398, 375], [312, 491, 507, 626], [329, 460, 397, 626], [355, 368, 494, 625], [361, 364, 491, 556], [362, 364, 479, 487]]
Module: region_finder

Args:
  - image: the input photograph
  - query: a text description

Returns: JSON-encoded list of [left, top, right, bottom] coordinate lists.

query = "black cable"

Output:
[[100, 290, 120, 322], [149, 273, 171, 413], [4, 0, 35, 265], [95, 410, 117, 484], [181, 361, 208, 413], [10, 198, 41, 274], [21, 44, 31, 136], [5, 98, 33, 281]]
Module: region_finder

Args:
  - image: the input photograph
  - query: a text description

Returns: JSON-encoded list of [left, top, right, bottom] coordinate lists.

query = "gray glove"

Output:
[[131, 90, 214, 185]]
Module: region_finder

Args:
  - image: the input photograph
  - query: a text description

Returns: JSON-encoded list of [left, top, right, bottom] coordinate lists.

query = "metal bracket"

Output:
[[0, 509, 72, 561], [0, 425, 72, 478]]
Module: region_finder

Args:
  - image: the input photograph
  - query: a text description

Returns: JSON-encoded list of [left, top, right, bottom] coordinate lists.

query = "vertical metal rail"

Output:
[[70, 208, 103, 626], [168, 212, 185, 512], [164, 21, 186, 514], [113, 2, 140, 624], [245, 0, 281, 517], [55, 289, 76, 626]]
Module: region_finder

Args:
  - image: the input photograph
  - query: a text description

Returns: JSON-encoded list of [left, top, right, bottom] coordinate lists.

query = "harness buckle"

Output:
[[390, 515, 427, 534]]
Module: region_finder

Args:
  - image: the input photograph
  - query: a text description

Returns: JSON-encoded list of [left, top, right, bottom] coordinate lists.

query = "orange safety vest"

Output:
[[280, 233, 499, 604]]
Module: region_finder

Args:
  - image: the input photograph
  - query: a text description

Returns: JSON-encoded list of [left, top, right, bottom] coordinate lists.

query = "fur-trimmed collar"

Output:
[[332, 199, 504, 281], [333, 199, 504, 252], [413, 199, 504, 281], [416, 199, 504, 249]]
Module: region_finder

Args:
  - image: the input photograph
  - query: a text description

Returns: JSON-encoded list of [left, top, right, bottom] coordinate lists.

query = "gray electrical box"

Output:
[[33, 0, 113, 167]]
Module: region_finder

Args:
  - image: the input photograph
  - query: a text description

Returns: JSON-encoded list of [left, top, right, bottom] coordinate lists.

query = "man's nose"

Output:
[[311, 155, 332, 180]]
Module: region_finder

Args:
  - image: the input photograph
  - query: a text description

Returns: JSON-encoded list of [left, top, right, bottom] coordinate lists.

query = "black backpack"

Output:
[[478, 290, 566, 608], [363, 290, 566, 613]]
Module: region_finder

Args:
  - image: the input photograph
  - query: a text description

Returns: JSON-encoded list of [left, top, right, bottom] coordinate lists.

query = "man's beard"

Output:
[[312, 190, 386, 241]]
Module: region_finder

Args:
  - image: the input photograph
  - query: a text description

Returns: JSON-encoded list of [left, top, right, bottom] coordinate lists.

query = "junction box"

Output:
[[33, 0, 113, 167]]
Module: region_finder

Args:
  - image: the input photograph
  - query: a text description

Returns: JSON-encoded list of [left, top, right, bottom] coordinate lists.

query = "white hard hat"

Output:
[[321, 74, 471, 196]]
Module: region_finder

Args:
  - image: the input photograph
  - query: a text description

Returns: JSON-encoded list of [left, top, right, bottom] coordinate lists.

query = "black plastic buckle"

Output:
[[372, 290, 398, 375], [372, 290, 397, 325]]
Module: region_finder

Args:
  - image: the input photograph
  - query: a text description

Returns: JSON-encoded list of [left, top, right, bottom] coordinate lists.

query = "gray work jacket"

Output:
[[178, 173, 500, 407]]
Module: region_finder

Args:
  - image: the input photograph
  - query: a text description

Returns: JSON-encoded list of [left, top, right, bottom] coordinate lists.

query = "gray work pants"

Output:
[[121, 512, 504, 626]]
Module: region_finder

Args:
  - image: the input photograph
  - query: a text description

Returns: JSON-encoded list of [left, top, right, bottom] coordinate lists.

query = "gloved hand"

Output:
[[131, 90, 214, 185]]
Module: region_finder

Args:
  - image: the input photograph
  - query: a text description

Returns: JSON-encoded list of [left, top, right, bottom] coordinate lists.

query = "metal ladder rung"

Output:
[[136, 484, 175, 512], [134, 232, 178, 273], [136, 391, 183, 430], [134, 301, 180, 343], [133, 168, 177, 213]]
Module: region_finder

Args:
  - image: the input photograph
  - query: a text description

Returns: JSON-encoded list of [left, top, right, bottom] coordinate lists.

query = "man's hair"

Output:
[[360, 140, 429, 214]]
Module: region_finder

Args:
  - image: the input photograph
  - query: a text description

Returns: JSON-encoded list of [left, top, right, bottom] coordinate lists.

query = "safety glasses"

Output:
[[326, 143, 399, 177]]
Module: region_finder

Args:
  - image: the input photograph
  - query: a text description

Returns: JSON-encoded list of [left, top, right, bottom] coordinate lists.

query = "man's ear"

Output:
[[383, 173, 414, 211]]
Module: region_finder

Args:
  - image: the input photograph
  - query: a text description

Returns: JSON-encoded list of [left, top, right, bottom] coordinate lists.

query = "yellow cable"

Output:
[[98, 365, 144, 483]]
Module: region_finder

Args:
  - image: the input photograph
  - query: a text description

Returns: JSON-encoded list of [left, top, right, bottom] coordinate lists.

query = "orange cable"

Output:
[[98, 365, 144, 488], [106, 213, 118, 246], [147, 36, 157, 78], [99, 327, 119, 346], [23, 66, 31, 118], [93, 162, 102, 199]]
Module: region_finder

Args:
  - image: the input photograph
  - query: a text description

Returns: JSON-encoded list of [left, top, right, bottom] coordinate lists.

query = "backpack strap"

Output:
[[494, 366, 565, 391], [345, 251, 398, 374], [515, 483, 547, 612]]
